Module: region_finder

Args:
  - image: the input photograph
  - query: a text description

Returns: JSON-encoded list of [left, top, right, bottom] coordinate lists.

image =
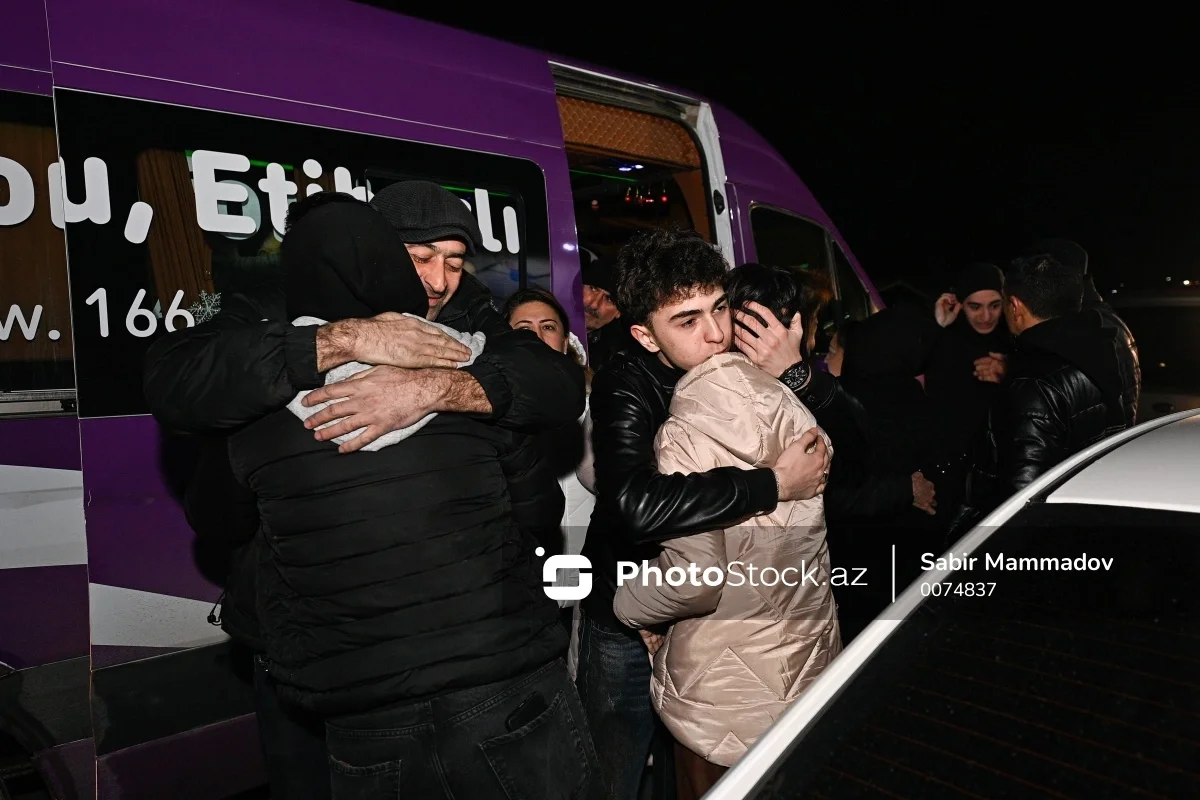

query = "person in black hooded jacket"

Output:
[[820, 308, 942, 640], [223, 197, 602, 799], [924, 262, 1013, 515], [171, 190, 581, 799], [961, 253, 1136, 520]]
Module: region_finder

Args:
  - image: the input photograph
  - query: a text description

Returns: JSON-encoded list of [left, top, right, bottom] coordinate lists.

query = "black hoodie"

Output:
[[923, 315, 1012, 459], [971, 308, 1135, 506], [225, 201, 565, 717]]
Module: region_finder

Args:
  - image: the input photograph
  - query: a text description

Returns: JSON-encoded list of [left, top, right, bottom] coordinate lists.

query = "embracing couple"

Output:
[[577, 227, 841, 799]]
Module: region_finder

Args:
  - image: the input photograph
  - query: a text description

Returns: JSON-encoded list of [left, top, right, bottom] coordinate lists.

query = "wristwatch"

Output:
[[779, 361, 811, 393]]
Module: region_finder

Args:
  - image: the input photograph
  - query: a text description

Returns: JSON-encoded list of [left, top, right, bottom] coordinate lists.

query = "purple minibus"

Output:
[[0, 2, 881, 797]]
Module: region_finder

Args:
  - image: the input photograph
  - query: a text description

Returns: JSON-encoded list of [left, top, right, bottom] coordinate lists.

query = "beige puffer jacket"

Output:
[[613, 352, 841, 767]]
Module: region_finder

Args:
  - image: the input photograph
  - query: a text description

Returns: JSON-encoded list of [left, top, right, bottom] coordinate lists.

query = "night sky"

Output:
[[395, 7, 1195, 297]]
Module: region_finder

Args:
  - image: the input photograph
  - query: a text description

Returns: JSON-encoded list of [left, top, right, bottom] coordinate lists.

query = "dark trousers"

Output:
[[252, 654, 332, 800], [574, 607, 658, 800], [324, 659, 603, 799], [673, 740, 726, 800]]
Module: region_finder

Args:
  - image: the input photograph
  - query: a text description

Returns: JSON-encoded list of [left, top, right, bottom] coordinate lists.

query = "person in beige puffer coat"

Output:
[[612, 348, 841, 787]]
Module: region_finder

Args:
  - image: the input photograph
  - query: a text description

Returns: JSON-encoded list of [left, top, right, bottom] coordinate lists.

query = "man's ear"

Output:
[[629, 323, 660, 354]]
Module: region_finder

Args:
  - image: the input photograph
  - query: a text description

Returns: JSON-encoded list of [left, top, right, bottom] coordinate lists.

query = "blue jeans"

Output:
[[324, 659, 603, 799], [574, 607, 657, 800]]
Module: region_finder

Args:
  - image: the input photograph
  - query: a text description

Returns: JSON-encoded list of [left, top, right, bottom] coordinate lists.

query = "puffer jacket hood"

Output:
[[613, 353, 840, 767]]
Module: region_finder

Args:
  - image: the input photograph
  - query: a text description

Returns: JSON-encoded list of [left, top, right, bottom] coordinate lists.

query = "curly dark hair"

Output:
[[1005, 253, 1083, 320], [613, 227, 728, 326], [726, 262, 832, 359]]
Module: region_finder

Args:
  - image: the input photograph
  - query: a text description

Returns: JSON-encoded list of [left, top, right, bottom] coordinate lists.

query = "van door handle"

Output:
[[712, 190, 726, 215]]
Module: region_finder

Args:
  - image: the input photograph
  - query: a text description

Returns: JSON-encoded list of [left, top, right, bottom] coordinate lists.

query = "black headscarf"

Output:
[[284, 199, 426, 321], [923, 262, 1012, 461]]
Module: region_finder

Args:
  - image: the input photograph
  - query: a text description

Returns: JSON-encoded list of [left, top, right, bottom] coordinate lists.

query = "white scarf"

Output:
[[286, 314, 485, 452]]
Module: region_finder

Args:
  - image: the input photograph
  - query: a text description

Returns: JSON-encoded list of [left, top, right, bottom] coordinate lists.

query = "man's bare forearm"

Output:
[[430, 368, 493, 415], [315, 319, 360, 373]]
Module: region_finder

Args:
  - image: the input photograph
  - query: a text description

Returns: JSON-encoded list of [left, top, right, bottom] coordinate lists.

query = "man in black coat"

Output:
[[1026, 238, 1141, 425], [219, 197, 601, 798], [147, 184, 586, 799], [964, 253, 1136, 517]]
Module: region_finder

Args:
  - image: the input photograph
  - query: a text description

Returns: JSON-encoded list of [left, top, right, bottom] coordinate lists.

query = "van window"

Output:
[[749, 205, 830, 279], [0, 90, 75, 415], [833, 240, 873, 324], [558, 95, 713, 263], [52, 89, 550, 419]]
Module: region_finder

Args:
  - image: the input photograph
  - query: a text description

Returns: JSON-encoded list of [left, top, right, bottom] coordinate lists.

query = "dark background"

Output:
[[382, 6, 1196, 299]]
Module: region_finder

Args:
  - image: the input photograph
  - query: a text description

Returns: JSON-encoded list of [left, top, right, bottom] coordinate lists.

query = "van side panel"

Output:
[[44, 0, 584, 336], [81, 417, 230, 668], [0, 0, 51, 94], [0, 418, 89, 670], [44, 0, 561, 146]]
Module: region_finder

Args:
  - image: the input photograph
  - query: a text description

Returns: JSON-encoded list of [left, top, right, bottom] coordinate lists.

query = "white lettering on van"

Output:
[[256, 161, 297, 236], [333, 166, 369, 202], [0, 147, 522, 254], [503, 204, 520, 254], [302, 158, 323, 197], [191, 150, 256, 236], [49, 157, 112, 229], [0, 157, 36, 226], [124, 201, 154, 244], [217, 180, 263, 241], [0, 304, 43, 341], [473, 188, 503, 253]]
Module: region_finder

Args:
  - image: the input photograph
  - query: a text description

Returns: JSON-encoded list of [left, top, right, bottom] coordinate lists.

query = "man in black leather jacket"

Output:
[[576, 229, 832, 799], [1027, 238, 1141, 424], [963, 253, 1136, 518]]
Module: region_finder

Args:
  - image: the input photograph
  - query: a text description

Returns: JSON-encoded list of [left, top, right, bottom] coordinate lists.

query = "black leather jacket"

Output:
[[963, 310, 1136, 517], [579, 349, 864, 629], [1083, 276, 1141, 424], [579, 349, 776, 628]]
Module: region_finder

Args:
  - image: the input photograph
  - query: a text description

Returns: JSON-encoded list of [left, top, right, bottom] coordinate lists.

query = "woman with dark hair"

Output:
[[729, 264, 940, 641], [502, 287, 597, 669], [502, 287, 589, 375], [726, 261, 831, 365]]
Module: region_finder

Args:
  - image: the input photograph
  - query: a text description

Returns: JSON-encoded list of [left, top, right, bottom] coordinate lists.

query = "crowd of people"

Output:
[[144, 181, 1141, 799]]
